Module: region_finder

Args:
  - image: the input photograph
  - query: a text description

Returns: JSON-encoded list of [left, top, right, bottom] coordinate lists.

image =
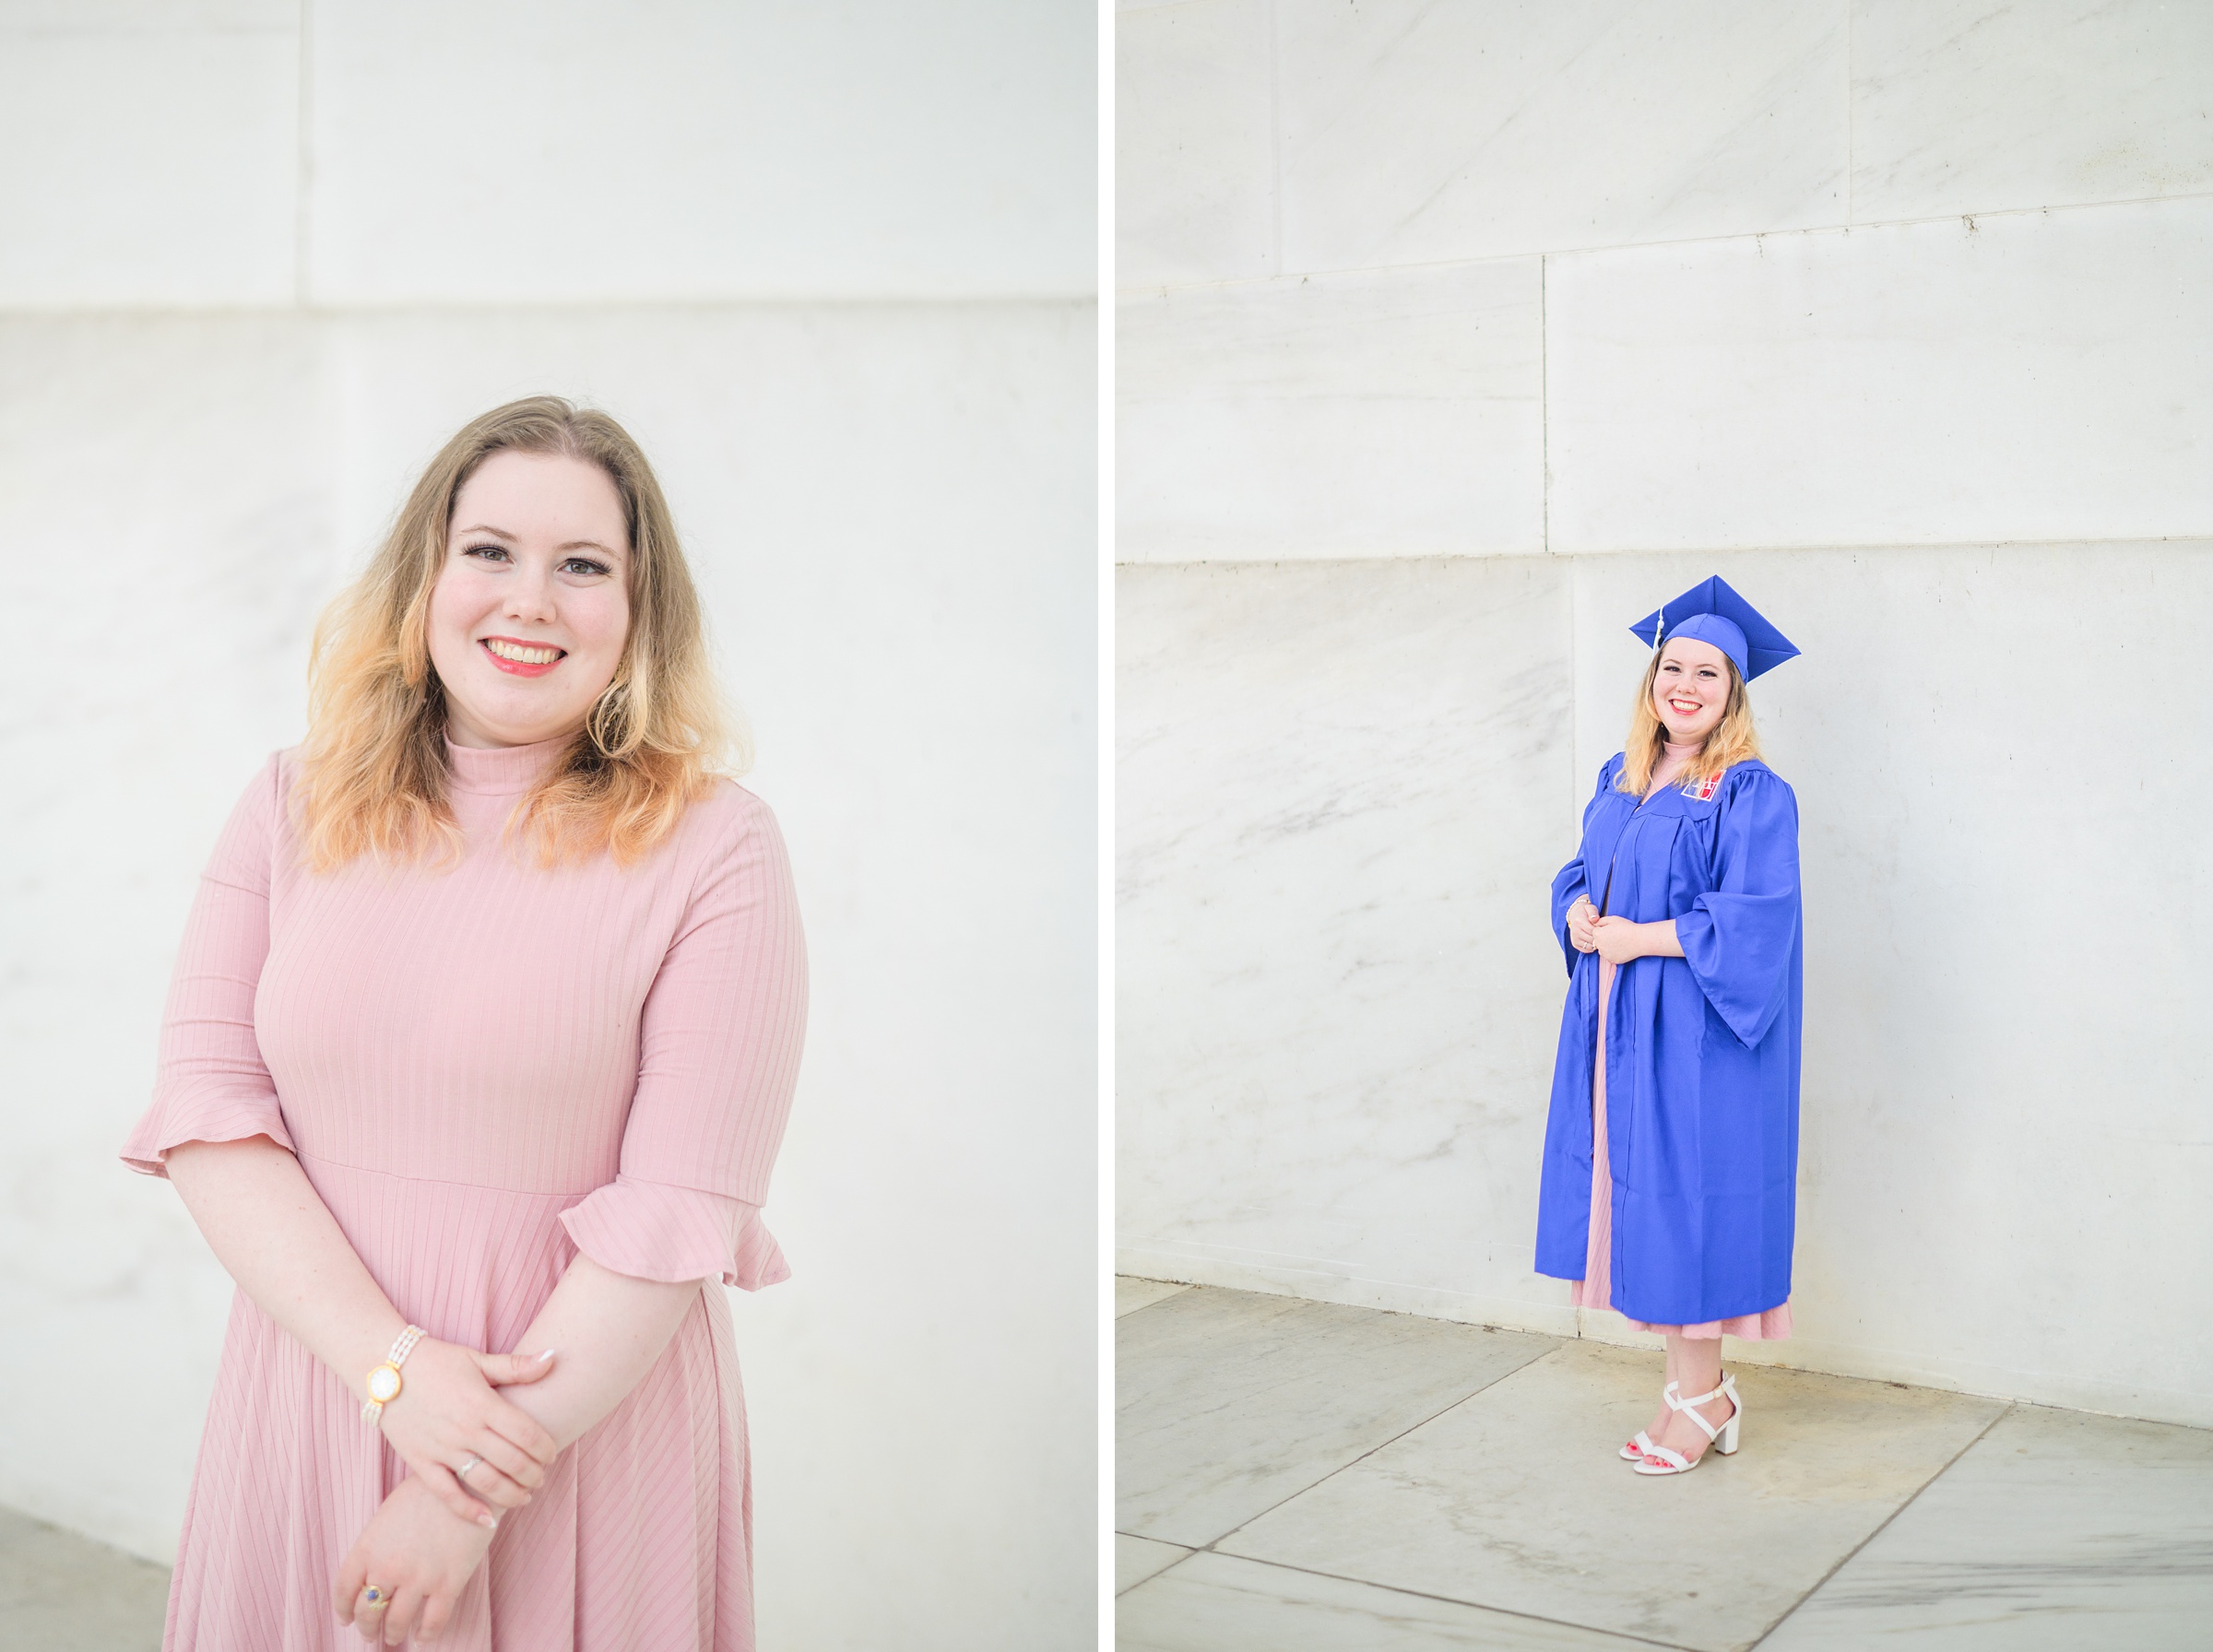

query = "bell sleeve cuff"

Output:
[[559, 1174, 791, 1291], [121, 754, 294, 1179], [120, 1085, 295, 1178]]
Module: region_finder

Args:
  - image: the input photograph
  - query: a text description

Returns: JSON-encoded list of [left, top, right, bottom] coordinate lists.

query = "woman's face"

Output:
[[426, 449, 633, 749], [1651, 637, 1732, 745]]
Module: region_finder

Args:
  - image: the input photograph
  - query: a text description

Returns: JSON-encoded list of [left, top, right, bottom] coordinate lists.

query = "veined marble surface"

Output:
[[1120, 545, 2213, 1428], [1118, 1286, 1554, 1548], [1118, 0, 1277, 288], [1277, 0, 1848, 271], [1118, 1285, 2212, 1649], [1762, 1402, 2213, 1648], [1118, 558, 1574, 1323], [1853, 0, 2213, 223], [1547, 195, 2213, 552], [1221, 1339, 2006, 1652], [1569, 547, 2213, 1428], [1118, 259, 1543, 560], [0, 313, 333, 1564], [1114, 1535, 1193, 1599], [0, 301, 1097, 1649], [1119, 1551, 1661, 1650]]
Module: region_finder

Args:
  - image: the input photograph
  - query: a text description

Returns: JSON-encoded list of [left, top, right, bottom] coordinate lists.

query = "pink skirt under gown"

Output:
[[1568, 955, 1791, 1339]]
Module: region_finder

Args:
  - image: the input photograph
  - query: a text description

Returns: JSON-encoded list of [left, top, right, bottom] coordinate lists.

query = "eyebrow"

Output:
[[454, 524, 623, 557]]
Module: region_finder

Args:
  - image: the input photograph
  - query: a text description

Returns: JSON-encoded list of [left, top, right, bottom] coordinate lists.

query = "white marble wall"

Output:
[[1118, 2, 2213, 1426], [0, 8, 1095, 1651], [1118, 0, 2213, 563], [1118, 560, 1577, 1329], [1119, 260, 1543, 560], [1547, 196, 2213, 552]]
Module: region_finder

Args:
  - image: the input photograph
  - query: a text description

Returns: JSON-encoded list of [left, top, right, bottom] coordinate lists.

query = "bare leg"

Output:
[[1643, 1336, 1678, 1444], [1651, 1333, 1733, 1463]]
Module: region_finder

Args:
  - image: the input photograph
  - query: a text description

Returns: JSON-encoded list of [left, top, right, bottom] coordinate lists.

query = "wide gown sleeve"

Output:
[[1548, 756, 1615, 974], [558, 788, 809, 1291], [120, 755, 296, 1176], [1674, 767, 1800, 1046]]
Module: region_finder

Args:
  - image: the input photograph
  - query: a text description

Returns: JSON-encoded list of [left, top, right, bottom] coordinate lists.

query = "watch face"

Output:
[[368, 1365, 401, 1403]]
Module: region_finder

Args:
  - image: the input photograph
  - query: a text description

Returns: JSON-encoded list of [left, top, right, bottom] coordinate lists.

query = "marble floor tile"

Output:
[[1761, 1403, 2213, 1649], [1117, 1552, 1662, 1652], [1116, 1534, 1194, 1596], [0, 1504, 170, 1652], [1219, 1339, 2007, 1652], [1118, 1287, 1557, 1549], [1118, 1276, 1193, 1317]]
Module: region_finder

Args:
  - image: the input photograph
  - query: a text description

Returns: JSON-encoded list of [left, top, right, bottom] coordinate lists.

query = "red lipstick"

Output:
[[479, 636, 566, 678]]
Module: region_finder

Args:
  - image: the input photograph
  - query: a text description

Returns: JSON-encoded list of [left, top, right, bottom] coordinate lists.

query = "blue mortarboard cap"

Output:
[[1627, 575, 1799, 681]]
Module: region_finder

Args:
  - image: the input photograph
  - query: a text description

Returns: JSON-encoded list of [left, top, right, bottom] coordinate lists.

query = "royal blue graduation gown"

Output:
[[1535, 754, 1803, 1325]]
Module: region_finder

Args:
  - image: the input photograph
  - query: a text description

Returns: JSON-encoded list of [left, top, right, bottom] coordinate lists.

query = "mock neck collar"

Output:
[[444, 732, 571, 796]]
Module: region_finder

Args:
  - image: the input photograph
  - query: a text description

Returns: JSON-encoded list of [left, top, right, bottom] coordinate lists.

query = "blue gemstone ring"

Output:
[[361, 1586, 385, 1605]]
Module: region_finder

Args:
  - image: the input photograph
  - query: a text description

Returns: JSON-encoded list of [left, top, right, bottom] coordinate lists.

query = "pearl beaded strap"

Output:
[[361, 1324, 428, 1423]]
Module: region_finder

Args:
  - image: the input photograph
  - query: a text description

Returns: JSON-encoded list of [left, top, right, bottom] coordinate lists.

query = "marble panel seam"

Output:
[[0, 23, 295, 40], [1118, 1250, 2212, 1425], [1112, 1534, 1197, 1596], [1116, 186, 2213, 297], [1194, 1343, 1567, 1554], [1113, 1248, 1581, 1328], [1157, 1551, 1705, 1652], [1116, 534, 2213, 572], [1741, 1402, 2014, 1650], [0, 296, 1098, 323], [1842, 0, 1852, 228], [293, 0, 312, 308], [1264, 0, 1282, 275]]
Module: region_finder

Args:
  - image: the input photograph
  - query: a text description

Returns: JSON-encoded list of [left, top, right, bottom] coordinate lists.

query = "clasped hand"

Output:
[[1566, 898, 1657, 964], [331, 1338, 562, 1643], [374, 1336, 561, 1525], [333, 1474, 491, 1645]]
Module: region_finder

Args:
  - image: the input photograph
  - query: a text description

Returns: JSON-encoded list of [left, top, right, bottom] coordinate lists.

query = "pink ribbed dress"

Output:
[[119, 736, 808, 1651], [1568, 740, 1790, 1341]]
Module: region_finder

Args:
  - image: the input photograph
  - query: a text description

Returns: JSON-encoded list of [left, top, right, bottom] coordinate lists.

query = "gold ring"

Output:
[[361, 1584, 386, 1608]]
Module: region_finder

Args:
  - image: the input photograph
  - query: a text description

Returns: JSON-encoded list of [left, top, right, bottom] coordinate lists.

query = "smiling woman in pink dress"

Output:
[[119, 396, 808, 1649]]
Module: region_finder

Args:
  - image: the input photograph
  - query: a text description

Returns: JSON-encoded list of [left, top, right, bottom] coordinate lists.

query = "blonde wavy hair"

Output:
[[1615, 643, 1762, 797], [291, 396, 744, 872]]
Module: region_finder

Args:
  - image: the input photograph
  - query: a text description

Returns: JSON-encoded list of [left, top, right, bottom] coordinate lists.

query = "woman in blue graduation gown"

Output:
[[1536, 576, 1803, 1477]]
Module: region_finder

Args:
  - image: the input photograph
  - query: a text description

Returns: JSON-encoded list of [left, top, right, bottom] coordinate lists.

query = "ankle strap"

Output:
[[1663, 1373, 1737, 1442]]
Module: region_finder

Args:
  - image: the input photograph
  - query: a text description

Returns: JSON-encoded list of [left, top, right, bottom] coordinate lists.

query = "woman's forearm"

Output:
[[170, 1138, 705, 1457], [164, 1136, 408, 1392], [494, 1256, 704, 1453]]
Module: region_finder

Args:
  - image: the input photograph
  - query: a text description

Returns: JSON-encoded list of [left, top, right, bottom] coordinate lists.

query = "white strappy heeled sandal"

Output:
[[1619, 1382, 1679, 1460], [1633, 1372, 1741, 1475]]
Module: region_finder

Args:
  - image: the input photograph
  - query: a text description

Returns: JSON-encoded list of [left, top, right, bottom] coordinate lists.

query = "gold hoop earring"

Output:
[[589, 679, 630, 756]]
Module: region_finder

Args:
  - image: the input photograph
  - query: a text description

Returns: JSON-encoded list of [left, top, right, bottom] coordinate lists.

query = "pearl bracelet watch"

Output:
[[361, 1325, 427, 1423]]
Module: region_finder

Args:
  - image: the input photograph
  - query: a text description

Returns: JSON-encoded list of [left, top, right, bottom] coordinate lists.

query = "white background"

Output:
[[0, 4, 1096, 1647], [1118, 0, 2213, 1430]]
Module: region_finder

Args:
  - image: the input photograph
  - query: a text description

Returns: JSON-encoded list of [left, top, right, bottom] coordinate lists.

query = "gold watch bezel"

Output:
[[366, 1362, 404, 1404]]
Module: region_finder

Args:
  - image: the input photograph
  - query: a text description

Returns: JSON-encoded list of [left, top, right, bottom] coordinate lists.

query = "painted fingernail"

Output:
[[536, 1349, 556, 1362], [479, 1515, 499, 1529]]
